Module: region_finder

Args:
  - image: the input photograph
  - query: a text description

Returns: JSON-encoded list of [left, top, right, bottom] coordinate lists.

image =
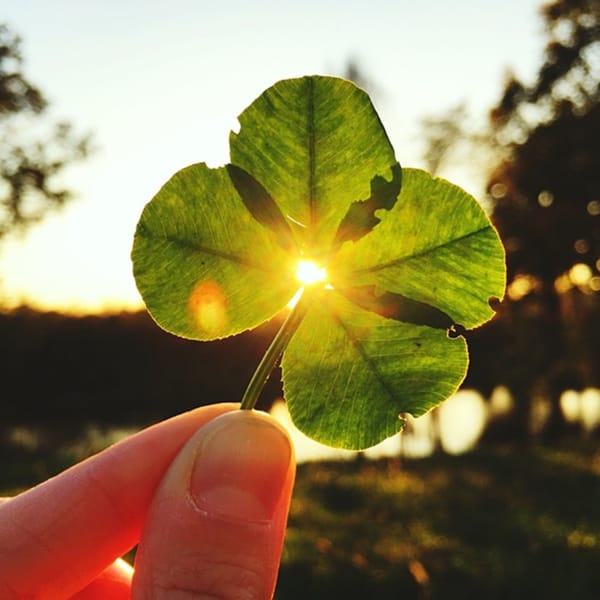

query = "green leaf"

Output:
[[132, 163, 297, 340], [230, 75, 397, 255], [333, 168, 506, 329], [282, 291, 468, 450]]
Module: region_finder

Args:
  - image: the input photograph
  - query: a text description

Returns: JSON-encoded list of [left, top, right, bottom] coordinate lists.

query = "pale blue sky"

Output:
[[1, 0, 544, 311]]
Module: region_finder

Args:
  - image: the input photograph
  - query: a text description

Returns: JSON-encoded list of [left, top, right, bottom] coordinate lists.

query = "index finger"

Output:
[[0, 403, 236, 598]]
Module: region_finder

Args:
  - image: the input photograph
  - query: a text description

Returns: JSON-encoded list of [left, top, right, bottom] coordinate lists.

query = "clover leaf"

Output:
[[132, 75, 505, 450]]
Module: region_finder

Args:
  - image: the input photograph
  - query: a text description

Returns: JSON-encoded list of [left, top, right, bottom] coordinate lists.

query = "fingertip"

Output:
[[132, 409, 295, 599], [190, 410, 294, 522]]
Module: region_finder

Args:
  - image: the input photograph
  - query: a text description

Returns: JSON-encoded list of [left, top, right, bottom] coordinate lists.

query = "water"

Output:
[[560, 388, 600, 433], [270, 389, 489, 463], [270, 387, 600, 463], [6, 388, 600, 466]]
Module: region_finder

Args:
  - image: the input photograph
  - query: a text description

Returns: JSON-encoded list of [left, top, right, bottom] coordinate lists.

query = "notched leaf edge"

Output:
[[332, 162, 402, 250]]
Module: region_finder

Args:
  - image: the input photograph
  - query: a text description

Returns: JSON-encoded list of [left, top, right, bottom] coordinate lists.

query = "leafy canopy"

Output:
[[132, 75, 505, 450], [0, 24, 90, 242]]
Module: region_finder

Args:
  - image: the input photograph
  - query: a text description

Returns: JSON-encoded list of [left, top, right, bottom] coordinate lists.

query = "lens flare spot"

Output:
[[296, 260, 327, 285], [189, 280, 228, 334], [569, 263, 592, 287]]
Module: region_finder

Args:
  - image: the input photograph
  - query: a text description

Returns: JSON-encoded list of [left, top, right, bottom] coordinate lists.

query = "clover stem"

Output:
[[240, 288, 311, 410]]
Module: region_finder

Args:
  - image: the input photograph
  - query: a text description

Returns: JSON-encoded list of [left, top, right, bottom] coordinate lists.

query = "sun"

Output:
[[295, 259, 327, 285], [287, 259, 328, 309]]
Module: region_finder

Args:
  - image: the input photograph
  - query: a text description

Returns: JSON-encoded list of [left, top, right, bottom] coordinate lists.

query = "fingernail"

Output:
[[190, 411, 292, 522]]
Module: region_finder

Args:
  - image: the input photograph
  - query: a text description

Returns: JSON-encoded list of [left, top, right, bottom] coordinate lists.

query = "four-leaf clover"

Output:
[[132, 75, 505, 450]]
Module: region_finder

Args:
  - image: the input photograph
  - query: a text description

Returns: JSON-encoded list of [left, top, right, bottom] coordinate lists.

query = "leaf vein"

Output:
[[333, 312, 398, 404], [158, 234, 273, 272], [307, 77, 317, 236], [352, 224, 492, 275]]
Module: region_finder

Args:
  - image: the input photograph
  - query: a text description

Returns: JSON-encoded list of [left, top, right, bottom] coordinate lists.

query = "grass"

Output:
[[2, 437, 599, 598], [277, 443, 600, 599]]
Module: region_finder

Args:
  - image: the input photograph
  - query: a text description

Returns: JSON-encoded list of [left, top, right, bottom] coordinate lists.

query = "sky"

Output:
[[1, 0, 545, 313]]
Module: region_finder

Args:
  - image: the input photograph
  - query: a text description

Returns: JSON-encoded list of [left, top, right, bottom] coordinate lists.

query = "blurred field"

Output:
[[2, 437, 600, 599], [278, 443, 600, 599]]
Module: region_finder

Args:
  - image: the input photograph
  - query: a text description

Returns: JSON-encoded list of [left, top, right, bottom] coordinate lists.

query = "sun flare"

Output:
[[295, 259, 327, 285]]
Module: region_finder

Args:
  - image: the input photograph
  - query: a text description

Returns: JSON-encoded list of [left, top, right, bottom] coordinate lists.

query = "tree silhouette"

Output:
[[419, 103, 469, 176], [473, 0, 600, 439], [0, 24, 91, 243], [490, 0, 600, 285]]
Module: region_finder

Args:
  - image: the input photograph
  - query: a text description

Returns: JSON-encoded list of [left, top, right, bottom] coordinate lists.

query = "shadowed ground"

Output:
[[277, 442, 600, 599], [2, 438, 599, 599]]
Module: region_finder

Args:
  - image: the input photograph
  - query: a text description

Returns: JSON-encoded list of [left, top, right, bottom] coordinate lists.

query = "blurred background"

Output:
[[1, 0, 600, 597]]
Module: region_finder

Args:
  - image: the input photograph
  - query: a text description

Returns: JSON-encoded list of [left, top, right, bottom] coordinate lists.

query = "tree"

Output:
[[474, 0, 600, 439], [0, 24, 90, 242], [489, 0, 600, 286], [419, 103, 469, 176]]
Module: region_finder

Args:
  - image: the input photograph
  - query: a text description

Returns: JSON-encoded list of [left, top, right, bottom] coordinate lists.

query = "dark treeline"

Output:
[[473, 0, 600, 439], [0, 307, 284, 428], [465, 287, 600, 441], [0, 294, 596, 439]]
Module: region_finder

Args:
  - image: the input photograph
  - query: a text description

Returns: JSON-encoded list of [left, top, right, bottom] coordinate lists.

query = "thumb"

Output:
[[131, 409, 295, 599]]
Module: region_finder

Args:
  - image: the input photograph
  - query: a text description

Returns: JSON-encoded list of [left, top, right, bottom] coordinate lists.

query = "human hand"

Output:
[[0, 404, 295, 599]]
